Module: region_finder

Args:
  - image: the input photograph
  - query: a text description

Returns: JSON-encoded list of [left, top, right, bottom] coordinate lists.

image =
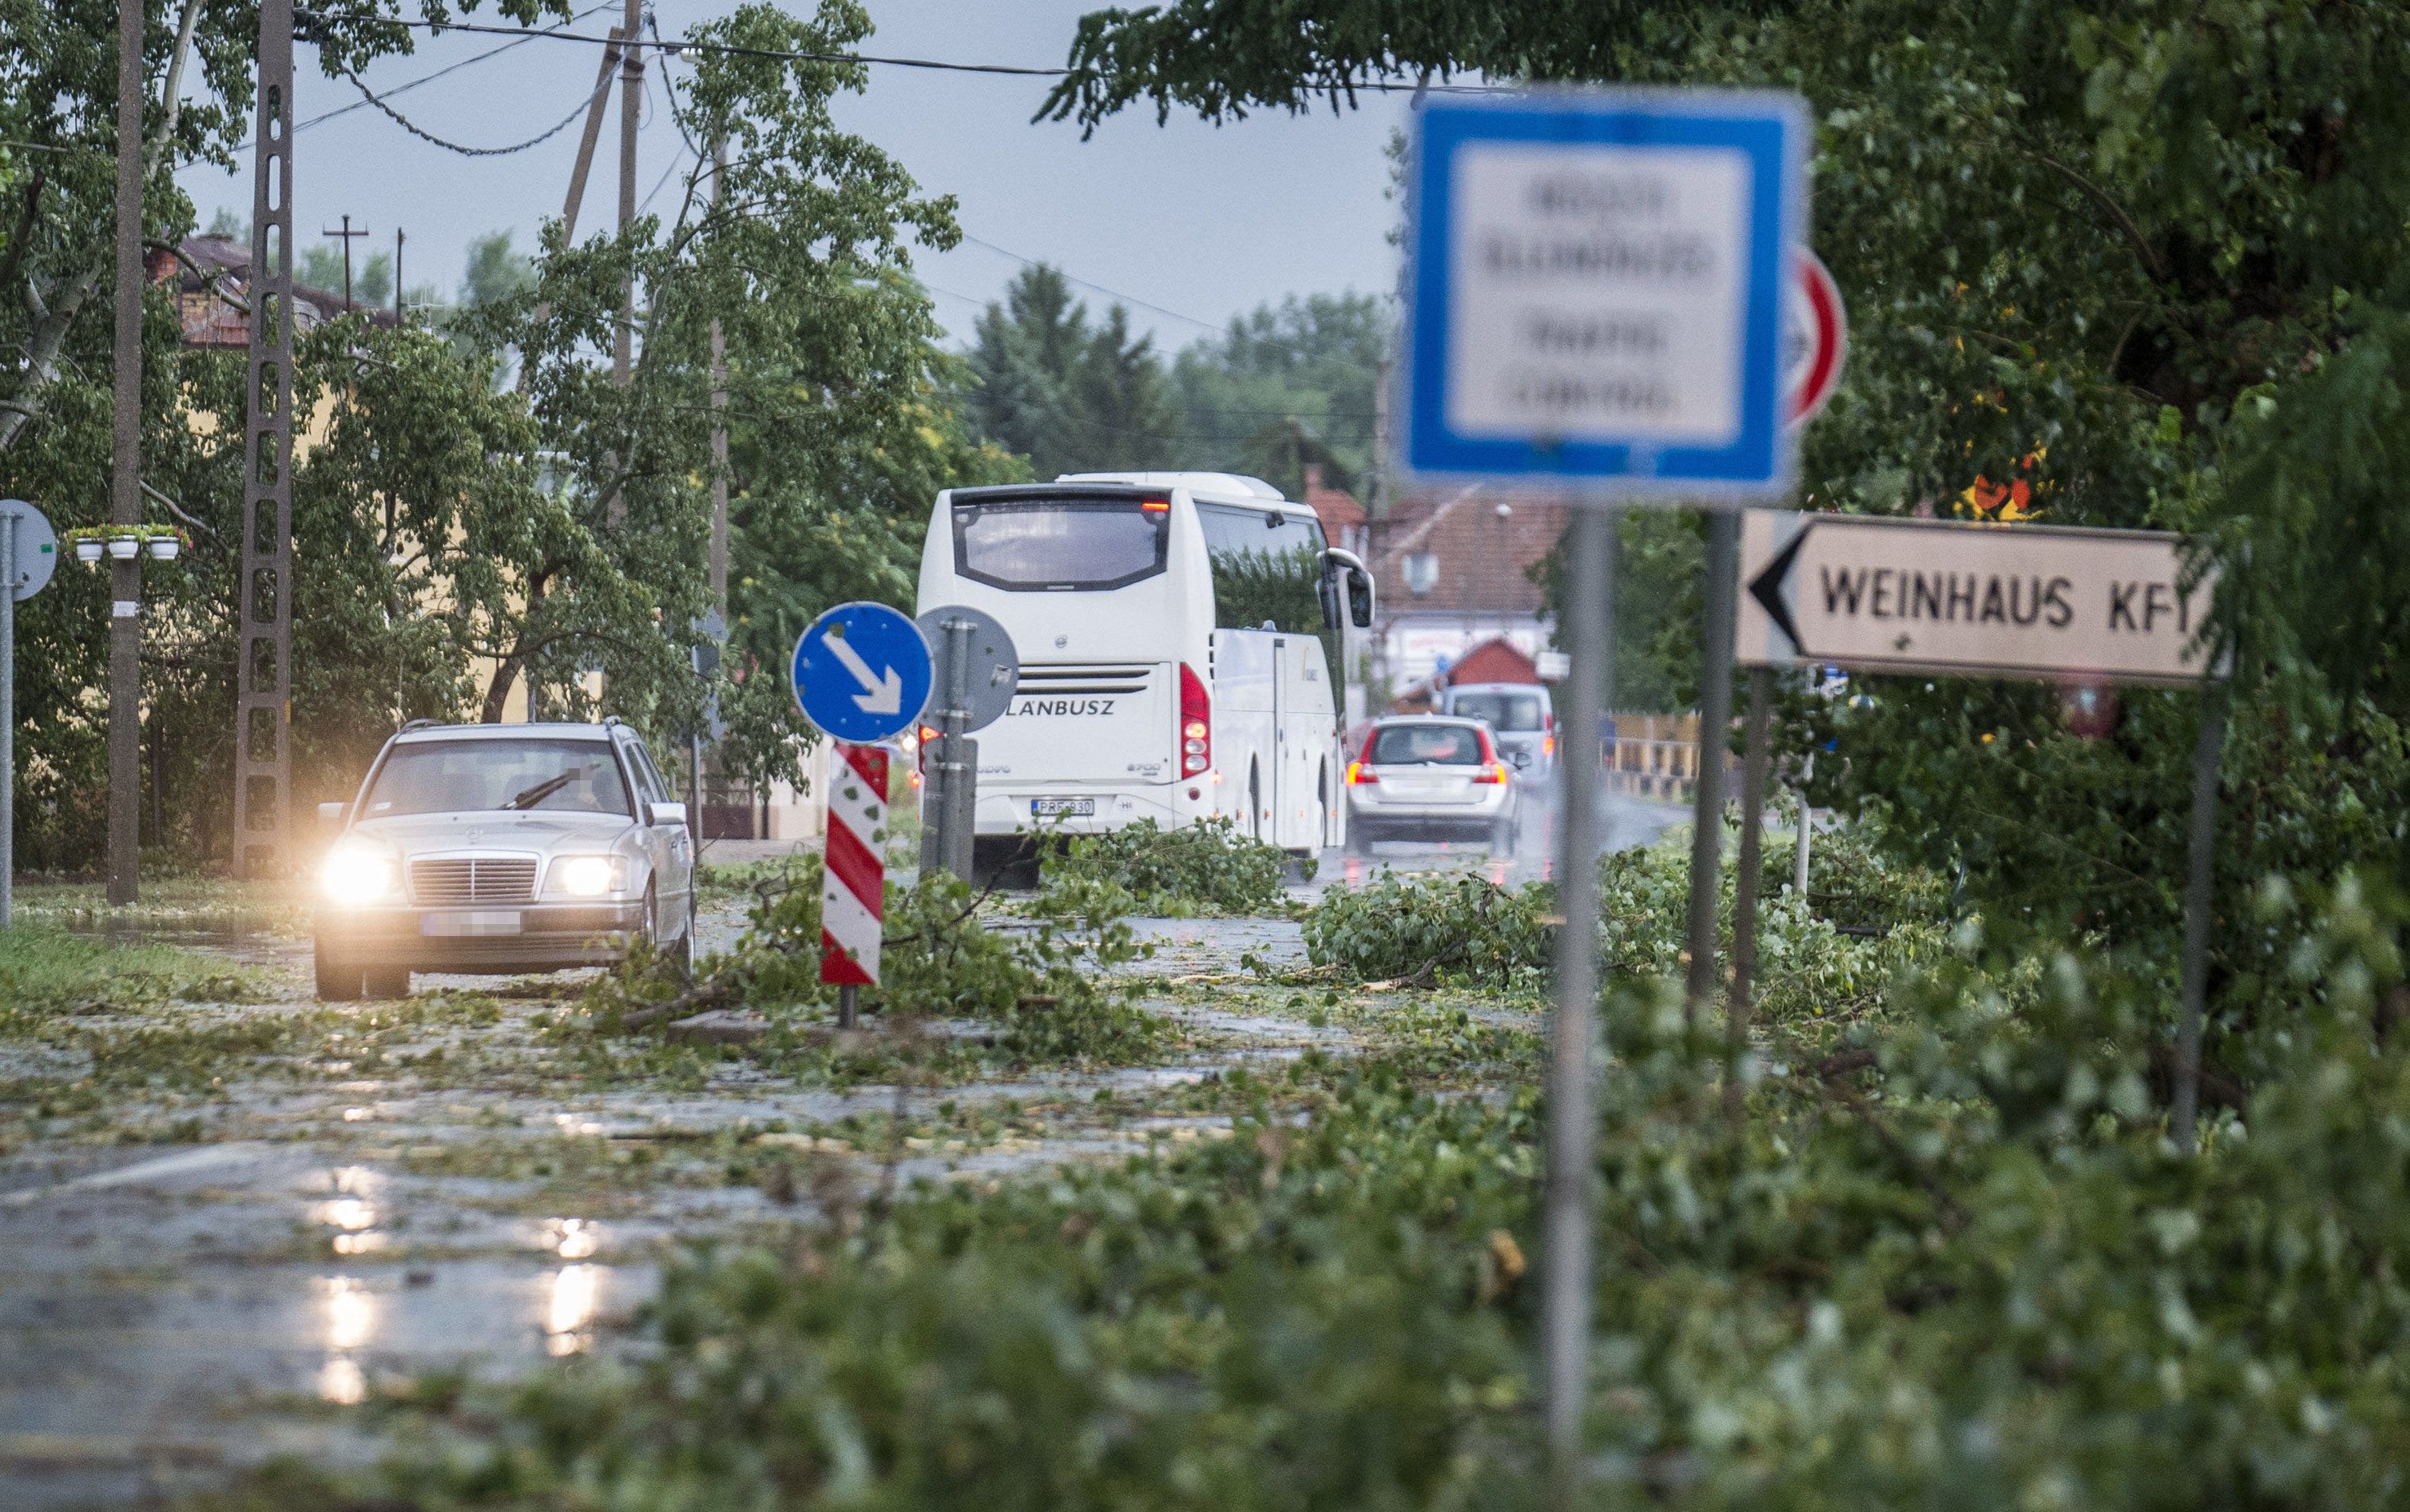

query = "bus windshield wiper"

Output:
[[501, 772, 578, 811]]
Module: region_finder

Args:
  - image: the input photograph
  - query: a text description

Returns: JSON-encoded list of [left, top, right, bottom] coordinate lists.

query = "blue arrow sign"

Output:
[[791, 601, 932, 744]]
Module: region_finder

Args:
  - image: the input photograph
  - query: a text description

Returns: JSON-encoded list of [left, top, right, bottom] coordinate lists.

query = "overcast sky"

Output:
[[172, 1, 1409, 352]]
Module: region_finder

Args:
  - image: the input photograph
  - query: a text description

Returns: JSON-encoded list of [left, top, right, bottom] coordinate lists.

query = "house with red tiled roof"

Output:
[[155, 235, 395, 347], [1299, 463, 1368, 558], [1362, 486, 1566, 696]]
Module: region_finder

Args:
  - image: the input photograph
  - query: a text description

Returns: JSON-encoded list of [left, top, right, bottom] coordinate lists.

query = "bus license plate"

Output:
[[1031, 798, 1095, 817]]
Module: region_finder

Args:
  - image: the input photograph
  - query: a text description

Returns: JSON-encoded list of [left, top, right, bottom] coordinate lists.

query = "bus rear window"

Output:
[[951, 497, 1168, 592]]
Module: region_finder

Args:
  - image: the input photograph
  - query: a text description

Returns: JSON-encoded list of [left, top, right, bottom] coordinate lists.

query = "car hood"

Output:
[[344, 810, 636, 854]]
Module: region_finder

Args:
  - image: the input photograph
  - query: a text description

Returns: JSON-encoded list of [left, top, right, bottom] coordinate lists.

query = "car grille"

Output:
[[409, 856, 538, 906]]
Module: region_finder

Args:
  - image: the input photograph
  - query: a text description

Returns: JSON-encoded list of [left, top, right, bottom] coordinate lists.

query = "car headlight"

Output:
[[549, 855, 627, 899], [321, 842, 399, 907]]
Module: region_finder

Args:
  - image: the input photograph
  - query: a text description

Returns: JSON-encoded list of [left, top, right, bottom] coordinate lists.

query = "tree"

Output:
[[1169, 291, 1386, 496], [0, 0, 1028, 866], [443, 0, 990, 793], [459, 230, 536, 309], [1039, 0, 2410, 1036]]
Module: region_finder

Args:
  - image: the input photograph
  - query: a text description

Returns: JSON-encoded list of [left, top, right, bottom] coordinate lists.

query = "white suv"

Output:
[[312, 720, 697, 1001]]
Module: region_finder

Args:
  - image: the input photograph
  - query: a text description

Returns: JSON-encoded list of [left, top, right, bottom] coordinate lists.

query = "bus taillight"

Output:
[[1178, 663, 1210, 777]]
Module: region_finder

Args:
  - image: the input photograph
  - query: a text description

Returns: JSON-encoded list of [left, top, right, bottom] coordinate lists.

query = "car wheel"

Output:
[[362, 965, 411, 1000], [313, 939, 363, 1003]]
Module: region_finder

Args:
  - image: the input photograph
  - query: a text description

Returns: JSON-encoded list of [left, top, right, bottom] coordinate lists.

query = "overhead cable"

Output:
[[291, 11, 1507, 93], [340, 69, 596, 155], [236, 1, 615, 151]]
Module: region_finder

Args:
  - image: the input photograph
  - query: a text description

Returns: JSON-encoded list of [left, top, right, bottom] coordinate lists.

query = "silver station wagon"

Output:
[[312, 720, 697, 1001]]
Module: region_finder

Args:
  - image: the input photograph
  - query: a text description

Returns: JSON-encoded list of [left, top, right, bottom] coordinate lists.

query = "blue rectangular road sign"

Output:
[[1404, 88, 1808, 500]]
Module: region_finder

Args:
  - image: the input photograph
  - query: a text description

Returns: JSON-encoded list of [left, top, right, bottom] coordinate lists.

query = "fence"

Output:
[[1602, 712, 1730, 802]]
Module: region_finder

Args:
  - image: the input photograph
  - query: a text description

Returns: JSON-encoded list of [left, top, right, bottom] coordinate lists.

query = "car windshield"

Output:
[[1368, 724, 1486, 766], [1448, 691, 1547, 731], [359, 739, 630, 819]]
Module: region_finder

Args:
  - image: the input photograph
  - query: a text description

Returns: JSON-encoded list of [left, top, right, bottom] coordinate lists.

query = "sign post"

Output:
[[819, 744, 889, 1029], [0, 501, 56, 929], [1733, 509, 2230, 1143], [914, 605, 1018, 884], [791, 602, 932, 1026], [1404, 86, 1808, 1508]]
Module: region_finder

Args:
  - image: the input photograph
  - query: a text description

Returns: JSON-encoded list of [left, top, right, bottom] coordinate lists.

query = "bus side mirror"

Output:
[[317, 800, 348, 833], [1346, 566, 1376, 628], [1320, 547, 1376, 630]]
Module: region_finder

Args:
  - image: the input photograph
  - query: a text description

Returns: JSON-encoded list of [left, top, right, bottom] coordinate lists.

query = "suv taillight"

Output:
[[1178, 663, 1210, 777]]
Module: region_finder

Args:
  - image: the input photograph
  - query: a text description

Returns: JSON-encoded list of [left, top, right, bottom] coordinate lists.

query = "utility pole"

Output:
[[612, 0, 641, 404], [701, 140, 729, 841], [709, 139, 729, 608], [321, 215, 367, 310], [1370, 350, 1392, 518], [107, 0, 144, 907], [590, 0, 643, 570], [234, 0, 296, 879], [393, 226, 403, 320]]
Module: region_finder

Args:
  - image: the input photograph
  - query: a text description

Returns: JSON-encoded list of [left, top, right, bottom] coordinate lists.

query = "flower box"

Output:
[[73, 538, 103, 563], [146, 537, 180, 562], [105, 534, 140, 560]]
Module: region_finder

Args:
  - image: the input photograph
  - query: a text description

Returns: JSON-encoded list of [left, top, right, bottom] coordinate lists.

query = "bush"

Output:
[[1304, 870, 1554, 985], [1043, 816, 1289, 916], [270, 878, 2410, 1511], [587, 856, 1174, 1066]]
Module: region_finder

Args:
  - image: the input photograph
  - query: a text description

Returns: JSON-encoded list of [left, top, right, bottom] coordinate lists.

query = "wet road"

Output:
[[1310, 780, 1689, 895], [0, 780, 1689, 1506]]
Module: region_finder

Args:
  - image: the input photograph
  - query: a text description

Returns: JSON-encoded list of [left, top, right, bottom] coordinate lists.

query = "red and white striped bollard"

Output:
[[820, 744, 888, 1026]]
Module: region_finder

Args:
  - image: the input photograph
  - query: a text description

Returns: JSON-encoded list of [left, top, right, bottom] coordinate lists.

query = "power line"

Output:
[[637, 145, 690, 216], [951, 233, 1386, 370], [290, 11, 1510, 93], [956, 232, 1229, 336], [339, 69, 596, 156], [235, 2, 615, 151]]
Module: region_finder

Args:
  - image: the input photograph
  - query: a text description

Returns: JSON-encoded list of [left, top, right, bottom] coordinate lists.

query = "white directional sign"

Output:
[[1404, 88, 1807, 498], [1737, 511, 2227, 685]]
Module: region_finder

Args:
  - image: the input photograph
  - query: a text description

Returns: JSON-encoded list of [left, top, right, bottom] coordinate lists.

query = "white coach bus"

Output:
[[914, 471, 1375, 867]]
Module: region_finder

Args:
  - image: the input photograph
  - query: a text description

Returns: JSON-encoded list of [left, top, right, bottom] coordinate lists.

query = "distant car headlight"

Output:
[[320, 842, 399, 907], [550, 855, 626, 899]]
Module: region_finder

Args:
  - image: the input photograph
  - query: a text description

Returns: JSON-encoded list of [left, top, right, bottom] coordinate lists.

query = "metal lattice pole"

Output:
[[234, 0, 295, 878]]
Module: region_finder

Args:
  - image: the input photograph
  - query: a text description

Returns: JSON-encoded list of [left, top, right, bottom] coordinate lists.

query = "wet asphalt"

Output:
[[0, 781, 1687, 1509]]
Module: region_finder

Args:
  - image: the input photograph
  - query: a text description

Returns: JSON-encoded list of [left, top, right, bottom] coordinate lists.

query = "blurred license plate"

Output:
[[1030, 798, 1095, 816], [422, 911, 522, 937]]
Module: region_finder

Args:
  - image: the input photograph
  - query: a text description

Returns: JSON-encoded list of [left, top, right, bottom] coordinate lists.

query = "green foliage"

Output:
[[1037, 0, 2410, 1018], [590, 854, 1173, 1066], [0, 0, 1031, 867], [1168, 292, 1388, 498], [1305, 870, 1554, 984], [259, 876, 2410, 1510], [967, 264, 1181, 478], [967, 265, 1386, 502], [0, 925, 264, 1030], [1043, 816, 1288, 916]]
